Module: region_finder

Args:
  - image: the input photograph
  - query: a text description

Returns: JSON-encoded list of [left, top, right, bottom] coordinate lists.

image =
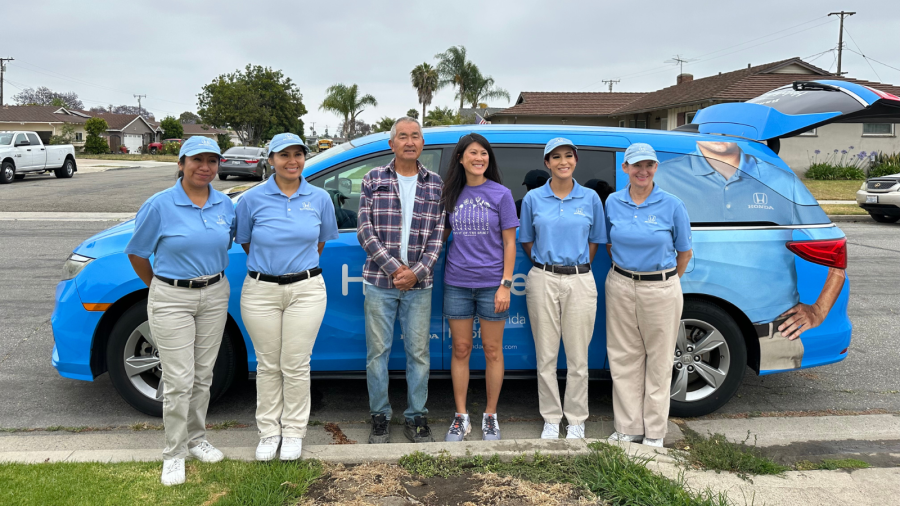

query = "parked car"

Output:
[[217, 146, 270, 181], [856, 172, 900, 223], [0, 131, 77, 184], [54, 80, 899, 418], [147, 138, 182, 155]]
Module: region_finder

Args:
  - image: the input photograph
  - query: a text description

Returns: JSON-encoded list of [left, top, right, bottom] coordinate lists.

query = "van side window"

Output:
[[26, 133, 42, 146], [308, 149, 443, 230], [14, 134, 28, 146]]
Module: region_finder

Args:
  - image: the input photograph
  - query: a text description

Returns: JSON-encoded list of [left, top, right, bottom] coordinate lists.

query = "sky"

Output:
[[3, 1, 898, 137]]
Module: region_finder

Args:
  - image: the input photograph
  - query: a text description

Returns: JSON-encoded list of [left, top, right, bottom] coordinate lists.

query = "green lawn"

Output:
[[820, 204, 868, 216], [801, 179, 863, 201], [76, 153, 179, 163]]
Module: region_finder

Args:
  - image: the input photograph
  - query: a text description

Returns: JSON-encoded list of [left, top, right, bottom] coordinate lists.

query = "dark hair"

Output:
[[442, 133, 501, 211]]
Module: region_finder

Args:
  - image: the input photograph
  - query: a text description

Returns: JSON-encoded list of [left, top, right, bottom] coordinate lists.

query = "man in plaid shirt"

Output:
[[356, 117, 445, 444]]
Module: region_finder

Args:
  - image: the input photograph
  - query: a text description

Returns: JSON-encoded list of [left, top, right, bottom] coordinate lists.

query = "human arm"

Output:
[[128, 255, 154, 287], [589, 243, 599, 263], [518, 193, 535, 264], [318, 242, 325, 255], [408, 197, 447, 284], [675, 249, 692, 277], [241, 243, 250, 255], [587, 193, 607, 264], [672, 199, 693, 277], [123, 202, 161, 287], [778, 267, 846, 340], [495, 227, 517, 313], [356, 175, 403, 277]]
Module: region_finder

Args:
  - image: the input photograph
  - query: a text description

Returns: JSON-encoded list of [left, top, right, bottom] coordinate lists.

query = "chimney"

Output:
[[677, 73, 694, 85]]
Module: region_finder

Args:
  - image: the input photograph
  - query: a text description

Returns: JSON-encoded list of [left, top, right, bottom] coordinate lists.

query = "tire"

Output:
[[0, 161, 14, 184], [54, 159, 75, 179], [106, 301, 237, 417], [150, 148, 158, 155], [14, 173, 25, 180], [218, 174, 228, 180], [668, 299, 747, 418], [869, 213, 900, 224]]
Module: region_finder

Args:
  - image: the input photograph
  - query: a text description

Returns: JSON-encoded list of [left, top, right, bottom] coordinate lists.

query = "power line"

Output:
[[841, 27, 883, 82], [844, 49, 900, 75]]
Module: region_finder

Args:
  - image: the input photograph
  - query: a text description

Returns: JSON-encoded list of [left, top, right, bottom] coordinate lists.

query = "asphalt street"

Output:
[[0, 170, 898, 428]]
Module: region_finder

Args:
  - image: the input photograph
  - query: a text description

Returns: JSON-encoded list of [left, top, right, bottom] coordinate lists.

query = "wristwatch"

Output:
[[501, 279, 513, 288]]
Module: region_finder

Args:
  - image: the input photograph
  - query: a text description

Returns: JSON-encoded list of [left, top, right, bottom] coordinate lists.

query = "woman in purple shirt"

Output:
[[441, 133, 519, 442]]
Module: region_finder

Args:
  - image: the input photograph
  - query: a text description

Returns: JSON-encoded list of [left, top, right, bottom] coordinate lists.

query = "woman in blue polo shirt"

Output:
[[519, 138, 606, 440], [125, 136, 235, 486], [605, 143, 692, 448], [235, 133, 339, 462]]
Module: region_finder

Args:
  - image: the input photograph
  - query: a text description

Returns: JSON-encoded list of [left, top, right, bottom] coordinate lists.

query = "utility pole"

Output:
[[0, 57, 14, 107], [828, 11, 855, 75], [133, 94, 146, 118], [602, 79, 620, 92]]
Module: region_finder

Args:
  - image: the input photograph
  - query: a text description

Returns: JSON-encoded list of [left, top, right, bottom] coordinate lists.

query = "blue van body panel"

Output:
[[51, 279, 99, 381], [692, 103, 841, 141]]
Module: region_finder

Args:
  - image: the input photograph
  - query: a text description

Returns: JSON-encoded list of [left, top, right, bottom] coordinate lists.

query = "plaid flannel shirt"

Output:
[[356, 159, 446, 289]]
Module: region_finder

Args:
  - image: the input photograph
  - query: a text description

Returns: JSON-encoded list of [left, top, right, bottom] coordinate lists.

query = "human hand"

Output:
[[392, 266, 418, 291], [778, 303, 826, 340], [494, 286, 510, 314]]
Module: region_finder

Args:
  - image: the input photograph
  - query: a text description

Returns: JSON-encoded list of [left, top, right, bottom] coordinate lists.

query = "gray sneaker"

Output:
[[444, 415, 471, 442], [482, 414, 501, 441], [368, 414, 391, 444]]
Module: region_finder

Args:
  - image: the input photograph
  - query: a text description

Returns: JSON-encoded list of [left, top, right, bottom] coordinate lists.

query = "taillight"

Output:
[[786, 238, 847, 269], [220, 158, 227, 163], [246, 159, 259, 164]]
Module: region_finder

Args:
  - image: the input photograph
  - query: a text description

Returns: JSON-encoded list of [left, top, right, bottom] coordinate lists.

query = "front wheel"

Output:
[[0, 161, 14, 184], [54, 159, 74, 179], [150, 147, 158, 154], [869, 212, 900, 224], [106, 301, 237, 417], [669, 299, 747, 418], [218, 174, 228, 180]]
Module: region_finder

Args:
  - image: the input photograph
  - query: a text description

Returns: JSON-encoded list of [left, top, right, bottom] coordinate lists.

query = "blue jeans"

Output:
[[364, 285, 432, 421]]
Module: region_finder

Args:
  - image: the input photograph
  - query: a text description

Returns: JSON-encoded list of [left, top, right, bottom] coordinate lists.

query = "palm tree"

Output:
[[410, 62, 441, 121], [463, 69, 510, 108], [372, 116, 396, 133], [319, 83, 378, 139], [424, 106, 461, 127], [434, 46, 475, 111]]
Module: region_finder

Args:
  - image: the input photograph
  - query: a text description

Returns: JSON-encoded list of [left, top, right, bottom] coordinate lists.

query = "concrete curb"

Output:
[[828, 214, 874, 222]]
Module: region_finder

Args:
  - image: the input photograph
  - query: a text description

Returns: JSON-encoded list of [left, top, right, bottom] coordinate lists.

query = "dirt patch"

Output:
[[324, 423, 357, 445], [301, 463, 591, 506]]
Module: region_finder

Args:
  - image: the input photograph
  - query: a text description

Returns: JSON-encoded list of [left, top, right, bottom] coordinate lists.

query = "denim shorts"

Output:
[[443, 283, 509, 322]]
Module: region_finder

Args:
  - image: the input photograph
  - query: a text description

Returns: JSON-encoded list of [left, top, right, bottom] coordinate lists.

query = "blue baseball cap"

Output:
[[267, 132, 309, 157], [179, 136, 221, 158], [543, 137, 578, 159], [624, 143, 659, 164]]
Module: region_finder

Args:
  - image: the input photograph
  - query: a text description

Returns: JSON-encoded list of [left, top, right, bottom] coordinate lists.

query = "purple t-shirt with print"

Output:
[[445, 179, 519, 288]]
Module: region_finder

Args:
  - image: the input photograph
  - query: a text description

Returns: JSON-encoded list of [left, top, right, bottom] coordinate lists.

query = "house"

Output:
[[182, 123, 227, 140], [87, 113, 158, 153], [490, 57, 900, 173], [0, 106, 89, 148]]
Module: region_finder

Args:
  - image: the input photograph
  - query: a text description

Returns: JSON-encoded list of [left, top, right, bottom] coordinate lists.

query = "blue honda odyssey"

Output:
[[54, 80, 897, 417]]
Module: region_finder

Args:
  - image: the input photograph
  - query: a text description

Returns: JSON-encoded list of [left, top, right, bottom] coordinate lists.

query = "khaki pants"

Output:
[[605, 266, 683, 439], [147, 276, 229, 460], [241, 275, 327, 438], [525, 267, 597, 425]]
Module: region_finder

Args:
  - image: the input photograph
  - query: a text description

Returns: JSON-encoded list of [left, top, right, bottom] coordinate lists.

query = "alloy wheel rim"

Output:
[[123, 321, 164, 401], [670, 318, 731, 403], [66, 162, 73, 176], [4, 167, 12, 180]]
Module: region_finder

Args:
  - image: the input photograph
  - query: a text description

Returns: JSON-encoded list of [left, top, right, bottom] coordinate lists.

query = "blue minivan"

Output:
[[52, 80, 897, 418]]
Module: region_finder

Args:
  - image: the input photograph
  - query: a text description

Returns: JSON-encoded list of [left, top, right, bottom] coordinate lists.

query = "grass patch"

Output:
[[400, 451, 579, 485], [205, 420, 249, 431], [676, 429, 789, 480], [820, 204, 868, 215], [802, 179, 862, 200], [76, 153, 179, 162], [794, 458, 870, 471], [0, 459, 321, 506]]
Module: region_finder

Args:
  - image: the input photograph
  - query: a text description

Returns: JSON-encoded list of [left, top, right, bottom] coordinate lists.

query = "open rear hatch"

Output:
[[685, 80, 900, 142]]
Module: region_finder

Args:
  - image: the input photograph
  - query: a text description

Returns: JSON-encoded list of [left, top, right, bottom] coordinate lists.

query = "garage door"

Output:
[[124, 134, 143, 154]]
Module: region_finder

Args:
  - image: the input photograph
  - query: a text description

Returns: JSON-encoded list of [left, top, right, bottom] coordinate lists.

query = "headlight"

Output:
[[861, 181, 867, 191], [62, 253, 94, 280]]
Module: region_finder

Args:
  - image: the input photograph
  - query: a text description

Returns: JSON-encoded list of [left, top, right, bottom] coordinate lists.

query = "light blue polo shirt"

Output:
[[605, 184, 692, 272], [235, 176, 339, 276], [125, 180, 235, 279], [518, 179, 607, 266]]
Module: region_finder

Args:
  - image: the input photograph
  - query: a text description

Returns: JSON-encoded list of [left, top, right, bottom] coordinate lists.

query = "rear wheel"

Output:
[[0, 162, 14, 184], [54, 159, 74, 179], [218, 174, 228, 180], [869, 213, 900, 223], [150, 147, 158, 154], [107, 301, 237, 417], [669, 299, 747, 417]]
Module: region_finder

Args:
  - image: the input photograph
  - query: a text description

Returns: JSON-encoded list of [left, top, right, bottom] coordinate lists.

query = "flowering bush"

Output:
[[869, 152, 900, 178], [805, 147, 872, 180]]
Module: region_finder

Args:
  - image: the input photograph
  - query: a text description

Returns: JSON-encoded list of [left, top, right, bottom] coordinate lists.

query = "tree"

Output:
[[13, 86, 84, 109], [320, 83, 377, 139], [463, 69, 510, 108], [410, 62, 441, 121], [372, 117, 396, 133], [49, 124, 76, 145], [338, 119, 371, 138], [435, 46, 476, 111], [159, 116, 183, 139], [179, 111, 200, 124], [406, 108, 419, 120], [83, 117, 109, 154], [424, 106, 462, 127], [216, 133, 234, 152], [198, 64, 307, 146]]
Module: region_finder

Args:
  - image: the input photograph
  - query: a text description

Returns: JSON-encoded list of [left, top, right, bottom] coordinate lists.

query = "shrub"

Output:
[[83, 118, 109, 155], [869, 164, 900, 178], [160, 116, 183, 140], [805, 163, 866, 180], [163, 141, 181, 156], [216, 133, 234, 152]]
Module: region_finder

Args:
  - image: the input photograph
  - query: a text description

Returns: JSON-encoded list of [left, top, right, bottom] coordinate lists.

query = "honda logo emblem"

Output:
[[753, 193, 768, 205]]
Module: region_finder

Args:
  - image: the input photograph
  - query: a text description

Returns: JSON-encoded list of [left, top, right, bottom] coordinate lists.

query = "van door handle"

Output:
[[26, 149, 31, 151], [40, 148, 45, 151]]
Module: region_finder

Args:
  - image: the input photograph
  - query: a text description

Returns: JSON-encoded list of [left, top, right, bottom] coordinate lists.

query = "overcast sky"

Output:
[[4, 1, 898, 136]]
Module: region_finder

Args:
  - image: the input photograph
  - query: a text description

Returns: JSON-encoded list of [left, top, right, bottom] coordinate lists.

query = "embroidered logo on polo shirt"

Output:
[[216, 214, 227, 225], [300, 201, 314, 211], [749, 192, 774, 210], [573, 207, 586, 216], [645, 215, 657, 224]]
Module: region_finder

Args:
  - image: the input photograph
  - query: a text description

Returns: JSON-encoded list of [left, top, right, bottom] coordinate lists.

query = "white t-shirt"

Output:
[[397, 173, 418, 265]]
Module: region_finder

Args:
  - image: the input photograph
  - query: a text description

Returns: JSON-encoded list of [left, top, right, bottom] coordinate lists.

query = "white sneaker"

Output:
[[607, 431, 643, 443], [161, 458, 185, 486], [256, 435, 281, 461], [540, 422, 560, 439], [188, 441, 224, 463], [566, 423, 586, 439], [280, 437, 303, 461], [643, 437, 664, 447]]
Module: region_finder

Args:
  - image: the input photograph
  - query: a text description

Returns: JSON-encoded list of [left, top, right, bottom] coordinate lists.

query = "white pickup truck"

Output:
[[0, 131, 77, 184]]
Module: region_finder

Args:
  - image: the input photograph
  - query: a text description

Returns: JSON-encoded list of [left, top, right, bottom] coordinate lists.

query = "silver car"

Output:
[[857, 173, 900, 223], [217, 147, 270, 181]]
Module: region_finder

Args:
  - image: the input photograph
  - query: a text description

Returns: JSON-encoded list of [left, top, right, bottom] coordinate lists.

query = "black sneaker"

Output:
[[368, 414, 391, 444], [404, 416, 434, 443]]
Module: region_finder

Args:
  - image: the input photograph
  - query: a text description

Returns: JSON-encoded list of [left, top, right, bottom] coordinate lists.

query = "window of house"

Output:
[[660, 118, 669, 131], [797, 128, 817, 136], [75, 132, 83, 141], [618, 120, 626, 128], [863, 123, 894, 136], [628, 120, 647, 129], [684, 112, 696, 124]]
